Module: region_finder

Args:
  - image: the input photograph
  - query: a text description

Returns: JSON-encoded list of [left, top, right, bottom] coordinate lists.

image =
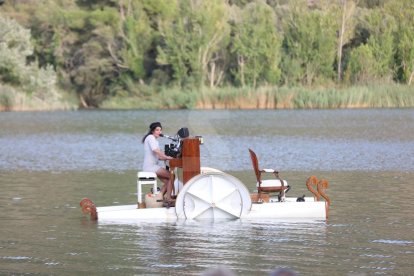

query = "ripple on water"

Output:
[[372, 239, 414, 245], [1, 256, 32, 260]]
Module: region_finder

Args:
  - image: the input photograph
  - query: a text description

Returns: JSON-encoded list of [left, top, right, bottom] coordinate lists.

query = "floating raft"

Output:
[[80, 172, 330, 223]]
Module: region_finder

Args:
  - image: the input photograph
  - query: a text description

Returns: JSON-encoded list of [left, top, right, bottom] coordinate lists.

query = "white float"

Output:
[[80, 170, 331, 223]]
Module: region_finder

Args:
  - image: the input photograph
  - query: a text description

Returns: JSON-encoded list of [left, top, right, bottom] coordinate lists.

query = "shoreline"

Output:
[[2, 84, 413, 111], [2, 105, 414, 112]]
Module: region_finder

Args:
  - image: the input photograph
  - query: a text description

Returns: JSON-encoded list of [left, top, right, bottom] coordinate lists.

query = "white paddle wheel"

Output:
[[175, 172, 252, 220]]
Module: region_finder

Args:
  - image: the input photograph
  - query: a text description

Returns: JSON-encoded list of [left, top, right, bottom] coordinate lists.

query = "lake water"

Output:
[[1, 109, 413, 275]]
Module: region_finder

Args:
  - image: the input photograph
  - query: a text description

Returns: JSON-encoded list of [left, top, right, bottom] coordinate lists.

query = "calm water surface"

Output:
[[1, 109, 413, 275]]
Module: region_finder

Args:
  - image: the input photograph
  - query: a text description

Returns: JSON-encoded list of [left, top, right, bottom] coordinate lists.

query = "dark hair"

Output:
[[142, 122, 162, 143]]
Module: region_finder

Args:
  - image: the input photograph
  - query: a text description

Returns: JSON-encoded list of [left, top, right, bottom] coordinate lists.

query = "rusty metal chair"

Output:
[[248, 148, 290, 201]]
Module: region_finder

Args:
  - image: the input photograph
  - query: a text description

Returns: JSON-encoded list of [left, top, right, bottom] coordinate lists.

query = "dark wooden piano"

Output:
[[168, 137, 201, 184]]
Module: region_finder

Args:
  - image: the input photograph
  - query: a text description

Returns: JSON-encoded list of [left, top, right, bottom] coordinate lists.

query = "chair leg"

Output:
[[278, 191, 286, 202], [279, 179, 287, 202], [138, 181, 142, 204], [258, 191, 263, 203]]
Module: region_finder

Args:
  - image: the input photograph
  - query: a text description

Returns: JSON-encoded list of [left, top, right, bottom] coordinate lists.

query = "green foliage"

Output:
[[345, 45, 376, 84], [119, 2, 153, 81], [52, 4, 121, 107], [386, 0, 414, 84], [0, 16, 62, 109], [156, 0, 231, 88], [0, 85, 14, 110], [365, 10, 395, 78], [231, 1, 282, 87], [358, 0, 389, 8], [2, 0, 414, 110], [281, 2, 337, 86], [193, 84, 414, 109], [0, 16, 33, 85], [160, 87, 198, 109], [344, 8, 396, 84], [75, 0, 118, 9]]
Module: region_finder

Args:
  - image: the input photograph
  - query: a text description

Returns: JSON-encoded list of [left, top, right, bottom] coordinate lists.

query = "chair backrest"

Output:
[[248, 149, 261, 183]]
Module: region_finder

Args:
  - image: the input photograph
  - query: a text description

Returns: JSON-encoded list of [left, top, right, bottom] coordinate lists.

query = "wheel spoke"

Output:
[[214, 190, 242, 217], [183, 192, 212, 219]]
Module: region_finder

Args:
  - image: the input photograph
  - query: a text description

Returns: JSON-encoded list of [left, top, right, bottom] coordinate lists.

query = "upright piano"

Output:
[[168, 137, 201, 184]]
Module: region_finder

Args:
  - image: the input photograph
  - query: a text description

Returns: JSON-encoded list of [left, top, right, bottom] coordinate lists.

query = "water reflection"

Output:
[[94, 219, 328, 274]]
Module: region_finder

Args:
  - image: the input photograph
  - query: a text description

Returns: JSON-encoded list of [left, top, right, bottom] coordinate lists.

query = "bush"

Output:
[[0, 16, 65, 110]]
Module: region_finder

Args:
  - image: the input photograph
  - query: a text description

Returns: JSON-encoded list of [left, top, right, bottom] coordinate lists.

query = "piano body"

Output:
[[168, 137, 201, 184]]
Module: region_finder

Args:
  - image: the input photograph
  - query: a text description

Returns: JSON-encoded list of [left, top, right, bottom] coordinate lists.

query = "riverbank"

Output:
[[1, 84, 413, 111], [0, 87, 77, 112], [82, 84, 414, 110]]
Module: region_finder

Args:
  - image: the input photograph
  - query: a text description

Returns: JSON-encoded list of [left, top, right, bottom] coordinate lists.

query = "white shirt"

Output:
[[142, 134, 162, 172]]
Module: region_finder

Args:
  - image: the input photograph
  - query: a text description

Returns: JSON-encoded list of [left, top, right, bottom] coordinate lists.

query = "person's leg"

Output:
[[156, 168, 172, 200], [158, 176, 168, 194], [165, 175, 174, 201]]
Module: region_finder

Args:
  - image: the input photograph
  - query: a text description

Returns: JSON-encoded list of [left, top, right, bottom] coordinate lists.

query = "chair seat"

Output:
[[257, 179, 288, 188], [138, 171, 157, 180], [248, 148, 290, 197]]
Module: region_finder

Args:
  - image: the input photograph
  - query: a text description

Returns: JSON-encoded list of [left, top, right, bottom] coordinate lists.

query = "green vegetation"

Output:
[[101, 84, 413, 109], [0, 0, 413, 111]]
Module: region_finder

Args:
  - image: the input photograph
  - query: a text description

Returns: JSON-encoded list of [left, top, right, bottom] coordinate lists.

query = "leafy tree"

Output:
[[156, 0, 231, 88], [281, 1, 337, 86], [50, 3, 121, 107], [345, 45, 377, 83], [344, 7, 396, 84], [386, 0, 414, 84], [336, 0, 358, 82], [231, 1, 282, 88], [365, 9, 395, 79], [117, 0, 153, 82], [0, 15, 33, 85], [0, 16, 61, 104]]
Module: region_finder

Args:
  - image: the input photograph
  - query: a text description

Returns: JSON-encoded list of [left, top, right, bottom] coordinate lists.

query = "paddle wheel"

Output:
[[175, 172, 252, 219]]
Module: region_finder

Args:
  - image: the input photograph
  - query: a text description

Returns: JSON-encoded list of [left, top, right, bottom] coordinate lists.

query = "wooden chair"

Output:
[[248, 148, 290, 201]]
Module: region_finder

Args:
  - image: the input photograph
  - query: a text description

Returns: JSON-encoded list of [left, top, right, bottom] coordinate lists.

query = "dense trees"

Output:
[[0, 0, 413, 109], [156, 0, 231, 88], [232, 1, 282, 87], [0, 16, 61, 110], [281, 0, 337, 86]]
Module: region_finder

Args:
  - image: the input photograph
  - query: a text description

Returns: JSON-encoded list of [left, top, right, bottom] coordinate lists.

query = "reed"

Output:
[[101, 97, 161, 109], [195, 84, 414, 109], [0, 85, 77, 111], [4, 84, 412, 111]]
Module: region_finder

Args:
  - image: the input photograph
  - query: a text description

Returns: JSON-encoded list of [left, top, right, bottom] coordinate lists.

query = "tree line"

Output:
[[0, 0, 413, 109]]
